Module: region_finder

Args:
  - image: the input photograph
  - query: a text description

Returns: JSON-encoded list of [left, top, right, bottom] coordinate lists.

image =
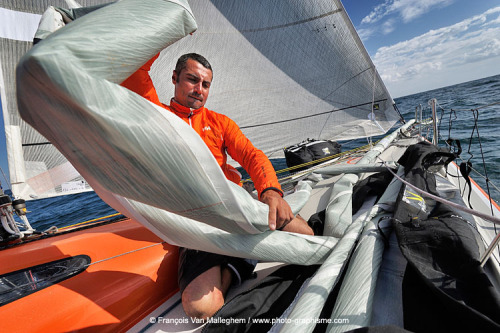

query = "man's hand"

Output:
[[260, 190, 294, 230]]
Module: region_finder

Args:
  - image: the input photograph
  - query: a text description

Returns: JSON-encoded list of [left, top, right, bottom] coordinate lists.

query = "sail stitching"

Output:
[[240, 99, 388, 129], [240, 9, 342, 33]]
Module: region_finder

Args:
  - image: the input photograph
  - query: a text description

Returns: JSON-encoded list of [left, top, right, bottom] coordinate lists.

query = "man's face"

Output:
[[172, 59, 212, 109]]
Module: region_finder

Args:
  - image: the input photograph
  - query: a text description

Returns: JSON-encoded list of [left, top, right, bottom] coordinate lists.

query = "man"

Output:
[[122, 53, 313, 319]]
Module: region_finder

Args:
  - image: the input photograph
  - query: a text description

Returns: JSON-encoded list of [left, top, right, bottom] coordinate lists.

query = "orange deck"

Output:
[[0, 218, 179, 332]]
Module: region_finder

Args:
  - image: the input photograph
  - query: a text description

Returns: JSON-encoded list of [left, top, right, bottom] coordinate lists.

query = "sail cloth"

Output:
[[15, 0, 339, 264], [0, 0, 114, 199], [152, 0, 399, 156], [3, 0, 399, 199]]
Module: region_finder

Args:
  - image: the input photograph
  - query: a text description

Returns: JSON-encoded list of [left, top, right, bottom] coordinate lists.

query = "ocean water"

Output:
[[16, 74, 500, 231]]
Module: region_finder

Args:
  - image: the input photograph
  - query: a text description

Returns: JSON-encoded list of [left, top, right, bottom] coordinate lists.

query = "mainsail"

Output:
[[152, 0, 400, 155], [15, 0, 401, 261], [2, 0, 399, 200]]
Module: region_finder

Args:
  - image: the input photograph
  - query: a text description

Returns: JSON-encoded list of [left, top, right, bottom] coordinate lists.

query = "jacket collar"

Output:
[[169, 99, 205, 118]]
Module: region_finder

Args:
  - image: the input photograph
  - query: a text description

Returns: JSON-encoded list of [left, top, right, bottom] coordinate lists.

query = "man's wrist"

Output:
[[260, 187, 283, 199]]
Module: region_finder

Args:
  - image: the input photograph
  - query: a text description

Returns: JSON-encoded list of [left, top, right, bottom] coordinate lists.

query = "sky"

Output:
[[1, 0, 500, 189], [342, 0, 500, 98]]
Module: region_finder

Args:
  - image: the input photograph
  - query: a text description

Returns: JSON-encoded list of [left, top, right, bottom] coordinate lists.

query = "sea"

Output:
[[9, 74, 500, 231]]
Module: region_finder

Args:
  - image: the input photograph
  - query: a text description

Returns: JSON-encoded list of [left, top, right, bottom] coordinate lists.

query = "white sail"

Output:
[[0, 1, 113, 199], [2, 0, 399, 200], [14, 0, 404, 261], [151, 0, 400, 156]]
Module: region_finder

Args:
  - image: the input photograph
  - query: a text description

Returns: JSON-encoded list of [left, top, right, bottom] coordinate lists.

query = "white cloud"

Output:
[[382, 19, 396, 34], [395, 0, 455, 23], [362, 0, 455, 24], [357, 28, 375, 41], [361, 2, 391, 24], [373, 6, 500, 97]]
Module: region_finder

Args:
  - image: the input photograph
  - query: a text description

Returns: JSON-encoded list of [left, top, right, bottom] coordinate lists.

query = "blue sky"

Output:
[[343, 0, 500, 97], [1, 0, 500, 189]]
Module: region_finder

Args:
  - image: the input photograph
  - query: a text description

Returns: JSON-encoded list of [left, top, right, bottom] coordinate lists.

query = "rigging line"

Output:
[[465, 111, 476, 163], [381, 161, 500, 226], [240, 9, 342, 33], [393, 103, 405, 124], [321, 67, 373, 105], [368, 66, 377, 145], [466, 164, 500, 195], [0, 166, 11, 191], [88, 242, 165, 266], [437, 102, 447, 139], [471, 109, 495, 218], [240, 99, 388, 129], [317, 108, 334, 139], [317, 66, 374, 138], [58, 213, 123, 231], [447, 109, 457, 141]]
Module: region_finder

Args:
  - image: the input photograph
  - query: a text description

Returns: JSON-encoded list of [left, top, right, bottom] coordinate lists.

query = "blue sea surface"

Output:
[[17, 74, 500, 230]]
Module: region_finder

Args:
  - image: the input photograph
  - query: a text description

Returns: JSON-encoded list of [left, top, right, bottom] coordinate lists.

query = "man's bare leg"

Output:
[[181, 265, 233, 320], [182, 215, 312, 320]]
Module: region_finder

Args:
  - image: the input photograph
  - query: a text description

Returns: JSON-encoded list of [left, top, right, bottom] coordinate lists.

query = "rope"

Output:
[[87, 242, 165, 266], [469, 109, 495, 216], [239, 99, 389, 129], [58, 212, 122, 230], [0, 166, 11, 192], [381, 161, 500, 225]]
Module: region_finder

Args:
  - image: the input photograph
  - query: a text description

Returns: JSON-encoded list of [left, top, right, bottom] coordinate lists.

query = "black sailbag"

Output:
[[393, 141, 500, 332], [284, 139, 341, 172]]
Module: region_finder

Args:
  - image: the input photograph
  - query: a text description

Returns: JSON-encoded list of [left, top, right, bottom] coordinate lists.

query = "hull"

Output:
[[0, 219, 179, 332], [1, 129, 499, 333]]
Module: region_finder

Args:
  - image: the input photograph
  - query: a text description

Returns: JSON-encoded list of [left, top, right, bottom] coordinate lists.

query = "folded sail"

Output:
[[2, 0, 399, 199]]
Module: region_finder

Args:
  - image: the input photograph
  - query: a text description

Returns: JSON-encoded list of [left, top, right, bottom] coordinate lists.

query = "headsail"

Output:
[[0, 1, 112, 199]]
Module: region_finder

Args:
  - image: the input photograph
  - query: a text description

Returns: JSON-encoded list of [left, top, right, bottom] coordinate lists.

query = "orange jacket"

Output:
[[121, 56, 283, 198]]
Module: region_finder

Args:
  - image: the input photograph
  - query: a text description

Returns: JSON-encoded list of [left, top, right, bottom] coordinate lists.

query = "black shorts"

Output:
[[178, 248, 257, 294]]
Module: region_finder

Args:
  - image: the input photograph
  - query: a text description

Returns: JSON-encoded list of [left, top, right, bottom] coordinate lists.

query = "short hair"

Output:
[[175, 53, 213, 77]]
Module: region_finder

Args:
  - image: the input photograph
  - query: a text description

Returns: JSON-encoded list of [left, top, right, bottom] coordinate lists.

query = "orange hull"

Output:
[[0, 218, 179, 332]]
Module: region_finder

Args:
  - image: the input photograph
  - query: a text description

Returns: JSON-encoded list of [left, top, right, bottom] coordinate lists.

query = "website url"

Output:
[[251, 317, 350, 325]]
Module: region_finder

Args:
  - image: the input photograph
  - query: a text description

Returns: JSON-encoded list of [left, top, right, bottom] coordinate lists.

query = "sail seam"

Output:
[[240, 9, 342, 33], [22, 142, 51, 146], [240, 99, 388, 129]]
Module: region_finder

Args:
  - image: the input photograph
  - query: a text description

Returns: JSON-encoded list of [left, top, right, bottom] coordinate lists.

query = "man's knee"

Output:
[[181, 288, 225, 320]]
